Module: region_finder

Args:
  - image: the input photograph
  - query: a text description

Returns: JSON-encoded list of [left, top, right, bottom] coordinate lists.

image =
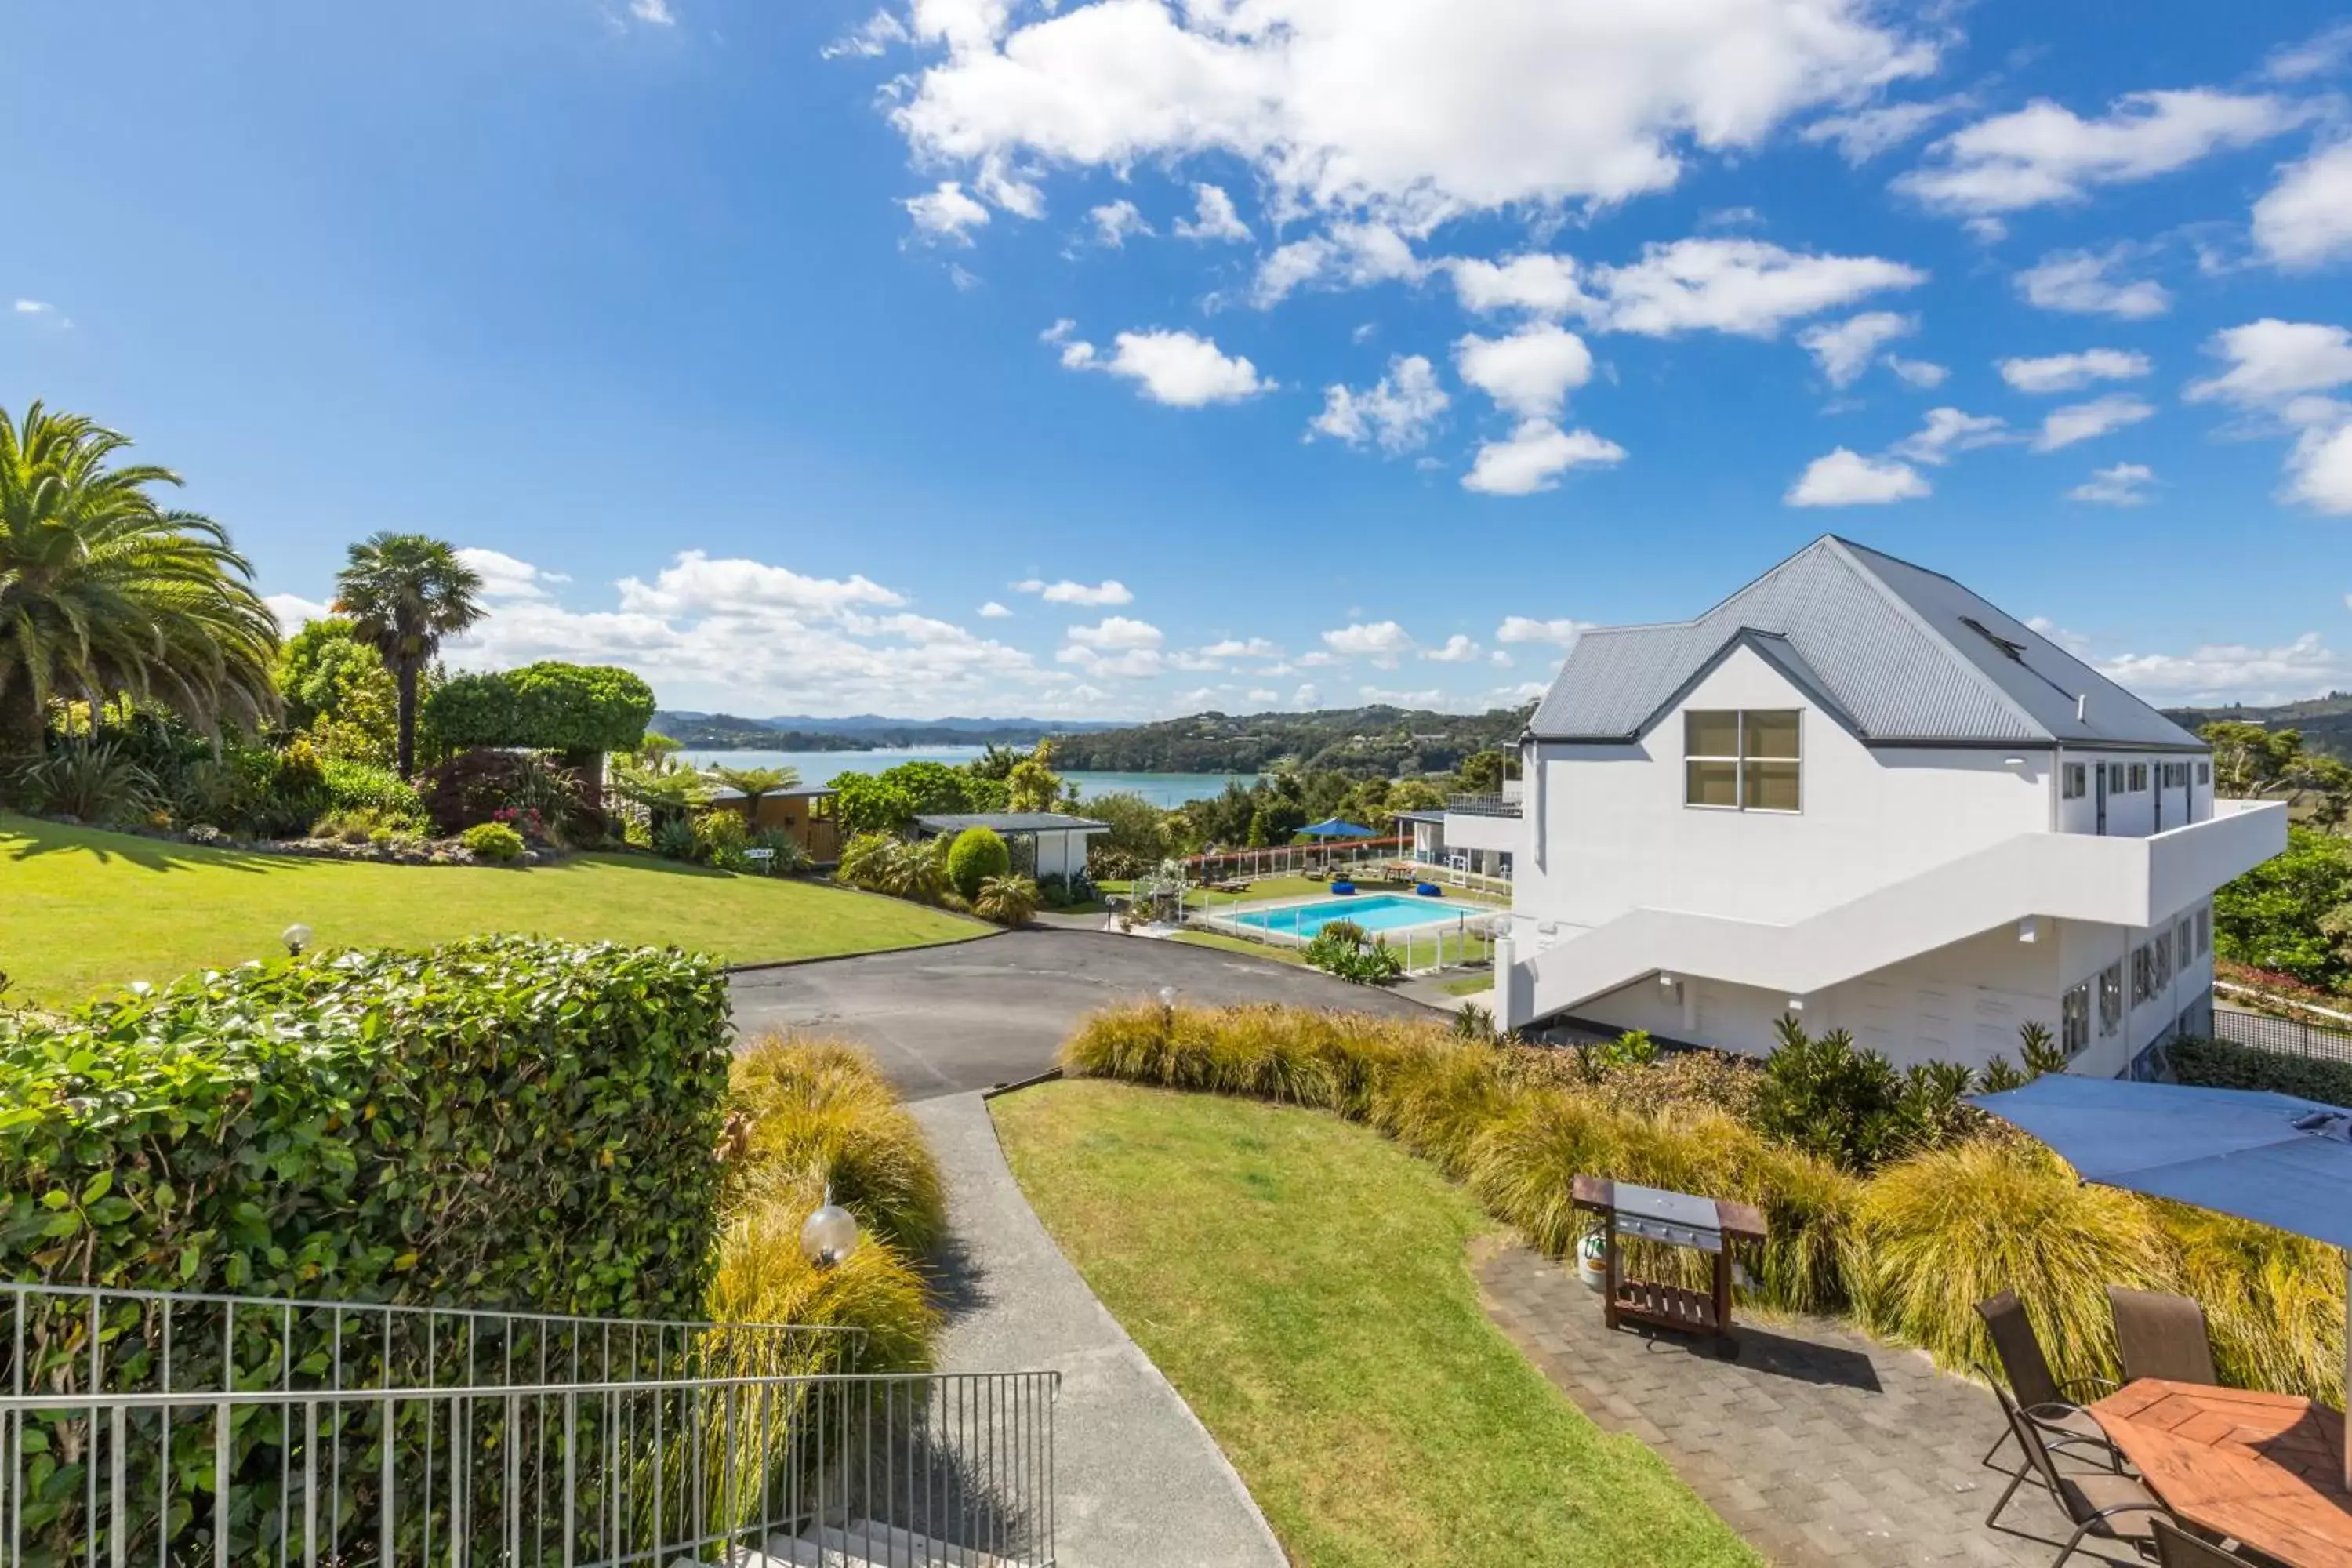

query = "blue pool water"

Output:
[[1229, 894, 1490, 938]]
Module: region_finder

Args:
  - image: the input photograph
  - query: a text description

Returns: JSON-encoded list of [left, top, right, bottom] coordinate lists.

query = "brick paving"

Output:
[[1475, 1244, 2144, 1567]]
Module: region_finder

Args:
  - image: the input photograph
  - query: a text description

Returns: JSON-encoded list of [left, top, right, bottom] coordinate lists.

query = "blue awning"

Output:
[[1297, 817, 1375, 839]]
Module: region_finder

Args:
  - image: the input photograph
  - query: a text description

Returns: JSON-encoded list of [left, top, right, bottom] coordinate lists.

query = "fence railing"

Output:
[[1444, 794, 1521, 818], [0, 1283, 1056, 1567], [2212, 1005, 2352, 1066]]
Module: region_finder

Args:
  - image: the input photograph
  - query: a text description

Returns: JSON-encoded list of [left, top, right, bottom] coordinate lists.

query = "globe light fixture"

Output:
[[800, 1189, 859, 1269], [1158, 985, 1178, 1010], [282, 924, 313, 957]]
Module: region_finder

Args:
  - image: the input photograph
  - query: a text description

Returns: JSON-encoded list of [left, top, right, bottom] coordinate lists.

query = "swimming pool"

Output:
[[1227, 893, 1493, 938]]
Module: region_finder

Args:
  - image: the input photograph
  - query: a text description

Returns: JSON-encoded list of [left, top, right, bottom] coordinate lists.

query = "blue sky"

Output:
[[6, 1, 2352, 720]]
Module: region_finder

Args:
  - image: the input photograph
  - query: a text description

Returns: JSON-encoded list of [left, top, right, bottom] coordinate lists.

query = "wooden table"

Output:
[[2091, 1380, 2352, 1567]]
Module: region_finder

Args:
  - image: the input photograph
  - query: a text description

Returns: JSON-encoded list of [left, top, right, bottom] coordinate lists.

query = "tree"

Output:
[[275, 618, 400, 766], [0, 402, 278, 756], [422, 660, 654, 800], [2215, 825, 2352, 987], [946, 826, 1011, 899], [1005, 740, 1062, 814], [709, 764, 800, 818], [334, 534, 484, 779], [2198, 720, 2352, 829], [1455, 749, 1508, 795]]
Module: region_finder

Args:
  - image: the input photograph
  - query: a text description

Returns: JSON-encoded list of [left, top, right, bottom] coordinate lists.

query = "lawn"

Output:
[[1439, 972, 1496, 996], [0, 813, 985, 1006], [990, 1080, 1757, 1568], [1167, 929, 1311, 966]]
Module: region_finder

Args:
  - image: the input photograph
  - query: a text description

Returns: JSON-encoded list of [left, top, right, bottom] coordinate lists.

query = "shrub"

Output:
[[2167, 1033, 2352, 1107], [459, 821, 527, 863], [321, 757, 426, 824], [9, 738, 159, 825], [652, 814, 700, 861], [974, 873, 1040, 926], [693, 806, 751, 870], [422, 662, 655, 754], [1751, 1016, 1992, 1172], [835, 832, 948, 903], [750, 827, 809, 874], [1303, 922, 1404, 985], [728, 1035, 946, 1254], [946, 826, 1011, 900], [708, 1167, 938, 1375], [0, 937, 734, 1314]]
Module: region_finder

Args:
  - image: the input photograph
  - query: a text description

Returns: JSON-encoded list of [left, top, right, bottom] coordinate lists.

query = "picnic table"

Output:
[[2091, 1379, 2352, 1567]]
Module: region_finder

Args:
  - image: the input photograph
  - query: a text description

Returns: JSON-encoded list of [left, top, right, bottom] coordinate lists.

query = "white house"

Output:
[[1475, 536, 2287, 1078]]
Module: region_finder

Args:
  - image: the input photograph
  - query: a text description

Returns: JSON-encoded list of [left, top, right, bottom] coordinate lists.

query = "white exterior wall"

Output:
[[1515, 644, 2050, 931]]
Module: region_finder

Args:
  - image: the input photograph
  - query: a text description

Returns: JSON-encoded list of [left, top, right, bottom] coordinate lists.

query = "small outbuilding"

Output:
[[912, 811, 1112, 882]]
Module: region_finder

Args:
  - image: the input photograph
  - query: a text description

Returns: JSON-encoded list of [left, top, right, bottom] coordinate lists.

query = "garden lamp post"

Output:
[[282, 924, 313, 957], [800, 1188, 859, 1269]]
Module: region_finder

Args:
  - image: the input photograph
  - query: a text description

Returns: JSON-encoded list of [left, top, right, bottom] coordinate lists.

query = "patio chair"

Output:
[[2106, 1287, 2220, 1387], [2151, 1519, 2260, 1567], [1975, 1291, 2121, 1472], [1987, 1391, 2170, 1566]]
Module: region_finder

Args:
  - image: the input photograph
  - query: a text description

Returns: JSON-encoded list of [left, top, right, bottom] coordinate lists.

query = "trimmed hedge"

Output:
[[2168, 1033, 2352, 1108], [0, 936, 733, 1318], [946, 826, 1009, 900], [423, 662, 655, 753]]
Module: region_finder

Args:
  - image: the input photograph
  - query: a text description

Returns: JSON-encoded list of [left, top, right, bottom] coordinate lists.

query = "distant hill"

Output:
[[2165, 693, 2352, 760], [651, 712, 1130, 750], [1047, 703, 1534, 775]]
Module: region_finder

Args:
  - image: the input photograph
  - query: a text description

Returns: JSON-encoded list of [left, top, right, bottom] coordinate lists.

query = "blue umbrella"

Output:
[[1969, 1072, 2352, 1485], [1297, 817, 1375, 839]]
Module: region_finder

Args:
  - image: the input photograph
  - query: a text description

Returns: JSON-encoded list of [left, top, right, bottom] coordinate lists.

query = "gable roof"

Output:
[[1527, 536, 2201, 749]]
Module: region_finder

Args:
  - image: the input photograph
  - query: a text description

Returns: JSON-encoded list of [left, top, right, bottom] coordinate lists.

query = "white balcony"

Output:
[[1444, 808, 1522, 853]]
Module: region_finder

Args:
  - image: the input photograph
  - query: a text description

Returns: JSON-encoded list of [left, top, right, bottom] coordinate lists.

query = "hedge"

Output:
[[0, 935, 733, 1317], [422, 662, 655, 753], [2167, 1033, 2352, 1108]]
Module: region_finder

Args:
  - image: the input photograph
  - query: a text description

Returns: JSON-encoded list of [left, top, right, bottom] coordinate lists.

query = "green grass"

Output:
[[1166, 930, 1312, 966], [0, 812, 986, 1007], [990, 1080, 1758, 1568], [1439, 973, 1496, 996]]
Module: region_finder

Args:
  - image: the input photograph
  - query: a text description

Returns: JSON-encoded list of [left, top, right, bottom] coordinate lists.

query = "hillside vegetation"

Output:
[[1046, 702, 1534, 775]]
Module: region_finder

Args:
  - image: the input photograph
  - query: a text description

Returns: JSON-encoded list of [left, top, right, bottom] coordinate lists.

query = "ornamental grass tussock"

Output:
[[1060, 1000, 2347, 1403]]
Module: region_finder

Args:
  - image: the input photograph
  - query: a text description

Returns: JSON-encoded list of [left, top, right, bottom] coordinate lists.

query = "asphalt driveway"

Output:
[[727, 928, 1436, 1100]]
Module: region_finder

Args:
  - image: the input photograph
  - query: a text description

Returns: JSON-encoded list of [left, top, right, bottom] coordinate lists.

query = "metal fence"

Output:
[[2212, 1006, 2352, 1065], [0, 1283, 1057, 1567]]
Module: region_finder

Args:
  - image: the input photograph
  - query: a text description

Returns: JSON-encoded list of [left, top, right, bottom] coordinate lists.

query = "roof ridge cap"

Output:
[[1820, 537, 2052, 742]]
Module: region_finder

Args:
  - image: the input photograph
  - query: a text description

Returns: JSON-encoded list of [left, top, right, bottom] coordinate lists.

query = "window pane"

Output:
[[1686, 760, 1738, 807], [1685, 710, 1740, 757], [1744, 760, 1801, 811], [1743, 710, 1800, 760]]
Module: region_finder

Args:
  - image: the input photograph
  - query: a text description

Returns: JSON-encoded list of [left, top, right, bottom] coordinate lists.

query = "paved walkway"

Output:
[[910, 1092, 1287, 1568], [1475, 1245, 2142, 1568]]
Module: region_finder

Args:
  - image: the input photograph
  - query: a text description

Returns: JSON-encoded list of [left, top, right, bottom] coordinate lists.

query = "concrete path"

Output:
[[911, 1092, 1287, 1568], [1478, 1245, 2139, 1568]]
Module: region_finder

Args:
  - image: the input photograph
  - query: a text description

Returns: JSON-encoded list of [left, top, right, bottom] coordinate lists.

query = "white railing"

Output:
[[0, 1283, 1057, 1567]]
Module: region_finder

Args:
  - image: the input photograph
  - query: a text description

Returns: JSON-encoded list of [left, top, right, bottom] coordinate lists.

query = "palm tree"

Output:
[[334, 533, 484, 778], [0, 402, 279, 757], [709, 764, 800, 821]]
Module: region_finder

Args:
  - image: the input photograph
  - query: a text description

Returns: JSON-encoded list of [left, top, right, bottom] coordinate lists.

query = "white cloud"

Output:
[[2097, 633, 2352, 706], [11, 299, 68, 329], [2014, 247, 2171, 319], [1462, 420, 1627, 495], [978, 600, 1013, 618], [1172, 183, 1251, 243], [1358, 685, 1446, 709], [2289, 423, 2352, 514], [1423, 633, 1481, 663], [822, 9, 911, 58], [1322, 621, 1415, 666], [1454, 325, 1593, 417], [1785, 447, 1929, 506], [1495, 615, 1589, 647], [1801, 96, 1965, 163], [1198, 637, 1280, 659], [2068, 463, 2158, 505], [1997, 347, 2152, 394], [889, 0, 1934, 234], [1056, 644, 1165, 679], [1889, 407, 2009, 465], [1490, 649, 1515, 667], [1308, 354, 1450, 452], [2031, 394, 2156, 452], [1047, 323, 1273, 405], [2252, 143, 2352, 270], [1290, 684, 1320, 708], [1249, 222, 1425, 307], [1087, 198, 1153, 246], [2267, 22, 2352, 82], [1013, 577, 1134, 606], [2185, 319, 2352, 408], [1798, 310, 1914, 387], [616, 550, 905, 616], [455, 546, 568, 602], [1581, 238, 1924, 337], [265, 593, 334, 631], [1446, 253, 1588, 318], [902, 180, 991, 244], [1897, 89, 2302, 216], [1246, 687, 1279, 704], [1884, 356, 1947, 388], [630, 0, 676, 23], [1065, 615, 1164, 649]]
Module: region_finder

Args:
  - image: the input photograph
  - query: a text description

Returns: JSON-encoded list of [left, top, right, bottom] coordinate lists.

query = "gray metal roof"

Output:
[[912, 812, 1112, 834], [1528, 536, 2201, 749]]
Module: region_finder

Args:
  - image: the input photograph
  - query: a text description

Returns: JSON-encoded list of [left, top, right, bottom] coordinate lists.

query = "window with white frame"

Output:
[[2098, 963, 2123, 1036], [1684, 710, 1801, 811], [2152, 929, 2172, 992], [2176, 916, 2194, 972], [2108, 763, 2127, 793], [2061, 981, 2090, 1058], [2197, 760, 2211, 786], [2131, 944, 2153, 1005], [2196, 906, 2211, 956], [2129, 762, 2149, 792], [2062, 763, 2086, 800]]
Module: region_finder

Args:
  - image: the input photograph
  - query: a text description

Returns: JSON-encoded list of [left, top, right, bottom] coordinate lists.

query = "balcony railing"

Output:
[[0, 1282, 1058, 1567], [1446, 793, 1522, 818]]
